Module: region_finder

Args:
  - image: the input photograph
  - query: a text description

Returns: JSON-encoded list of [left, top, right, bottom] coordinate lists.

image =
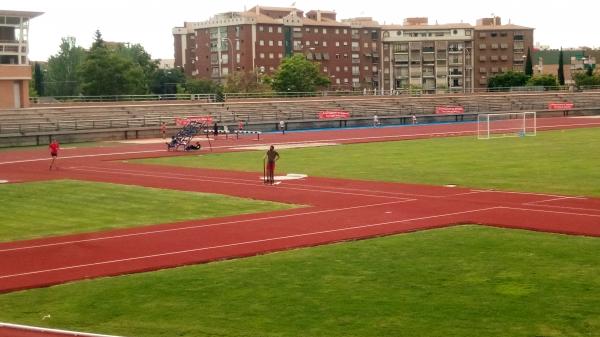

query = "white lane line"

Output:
[[471, 189, 587, 199], [73, 165, 444, 199], [0, 150, 162, 165], [0, 199, 416, 253], [0, 207, 498, 279], [497, 206, 600, 218], [525, 196, 587, 205], [68, 166, 413, 200]]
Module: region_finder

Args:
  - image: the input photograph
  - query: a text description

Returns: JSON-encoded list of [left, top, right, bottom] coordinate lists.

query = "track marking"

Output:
[[497, 206, 600, 218], [68, 166, 414, 200], [0, 150, 162, 165], [525, 196, 588, 205], [471, 189, 587, 199], [72, 165, 469, 199], [0, 207, 498, 279], [0, 199, 415, 253]]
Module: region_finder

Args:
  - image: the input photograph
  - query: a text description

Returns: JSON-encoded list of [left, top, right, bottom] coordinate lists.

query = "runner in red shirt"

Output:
[[49, 139, 59, 170]]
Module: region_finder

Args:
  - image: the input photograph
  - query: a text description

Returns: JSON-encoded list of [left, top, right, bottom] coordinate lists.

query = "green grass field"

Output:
[[137, 127, 600, 197], [0, 180, 295, 242], [1, 127, 599, 337], [1, 225, 599, 337]]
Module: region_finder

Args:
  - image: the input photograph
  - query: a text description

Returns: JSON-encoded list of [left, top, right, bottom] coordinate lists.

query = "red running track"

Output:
[[1, 117, 600, 337]]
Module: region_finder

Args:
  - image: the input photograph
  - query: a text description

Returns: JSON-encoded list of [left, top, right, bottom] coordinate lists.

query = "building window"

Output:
[[343, 41, 348, 46], [259, 40, 264, 46], [269, 53, 274, 59], [336, 53, 340, 59], [278, 53, 283, 59], [306, 41, 310, 46], [336, 66, 341, 71], [323, 28, 327, 34], [343, 29, 348, 34], [479, 44, 486, 50], [314, 28, 319, 33], [363, 42, 368, 48], [269, 26, 273, 33], [259, 53, 265, 59], [335, 29, 339, 34], [259, 26, 264, 32], [278, 41, 283, 47], [364, 66, 369, 71], [269, 40, 274, 46], [336, 41, 340, 47], [278, 27, 282, 33], [465, 30, 472, 36], [323, 41, 327, 47], [305, 27, 310, 32]]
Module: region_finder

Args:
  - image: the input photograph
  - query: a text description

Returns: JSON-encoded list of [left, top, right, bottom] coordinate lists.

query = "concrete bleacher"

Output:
[[1, 91, 600, 146]]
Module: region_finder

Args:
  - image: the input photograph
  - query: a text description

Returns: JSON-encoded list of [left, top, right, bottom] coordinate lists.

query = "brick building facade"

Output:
[[173, 7, 533, 92]]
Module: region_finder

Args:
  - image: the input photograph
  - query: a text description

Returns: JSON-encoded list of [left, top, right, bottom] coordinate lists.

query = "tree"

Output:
[[79, 31, 147, 96], [184, 78, 222, 94], [270, 54, 330, 92], [557, 48, 565, 86], [150, 68, 186, 95], [527, 74, 558, 88], [487, 71, 530, 90], [573, 70, 600, 88], [33, 62, 44, 96], [224, 70, 271, 93], [45, 37, 86, 96], [116, 43, 159, 93], [525, 48, 533, 76]]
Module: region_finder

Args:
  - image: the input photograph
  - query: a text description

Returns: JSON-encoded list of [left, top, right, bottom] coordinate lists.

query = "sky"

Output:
[[6, 0, 598, 61]]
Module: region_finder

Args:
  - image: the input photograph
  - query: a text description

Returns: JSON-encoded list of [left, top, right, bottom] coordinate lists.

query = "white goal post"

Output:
[[477, 112, 537, 139]]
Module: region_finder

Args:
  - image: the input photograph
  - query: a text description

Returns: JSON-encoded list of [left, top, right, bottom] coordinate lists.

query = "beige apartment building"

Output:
[[174, 7, 533, 92], [382, 18, 474, 93], [0, 10, 42, 109]]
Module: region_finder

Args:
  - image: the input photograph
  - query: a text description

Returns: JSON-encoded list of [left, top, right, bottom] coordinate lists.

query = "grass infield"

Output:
[[0, 225, 599, 337], [0, 180, 296, 242], [137, 127, 600, 197]]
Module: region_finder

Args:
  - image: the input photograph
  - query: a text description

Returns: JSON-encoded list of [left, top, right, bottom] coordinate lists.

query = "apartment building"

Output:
[[174, 8, 533, 92], [382, 18, 474, 93], [173, 6, 381, 90], [0, 10, 42, 108], [473, 17, 534, 87]]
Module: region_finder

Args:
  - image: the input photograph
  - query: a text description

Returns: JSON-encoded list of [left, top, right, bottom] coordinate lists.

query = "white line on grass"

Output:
[[0, 322, 124, 337], [0, 207, 499, 279]]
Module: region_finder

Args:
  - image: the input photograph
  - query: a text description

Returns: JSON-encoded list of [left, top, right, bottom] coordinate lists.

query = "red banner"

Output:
[[318, 110, 350, 119], [175, 116, 214, 126], [548, 102, 574, 110], [435, 106, 464, 114]]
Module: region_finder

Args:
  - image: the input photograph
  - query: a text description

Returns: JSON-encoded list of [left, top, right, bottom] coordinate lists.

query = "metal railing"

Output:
[[30, 94, 216, 104]]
